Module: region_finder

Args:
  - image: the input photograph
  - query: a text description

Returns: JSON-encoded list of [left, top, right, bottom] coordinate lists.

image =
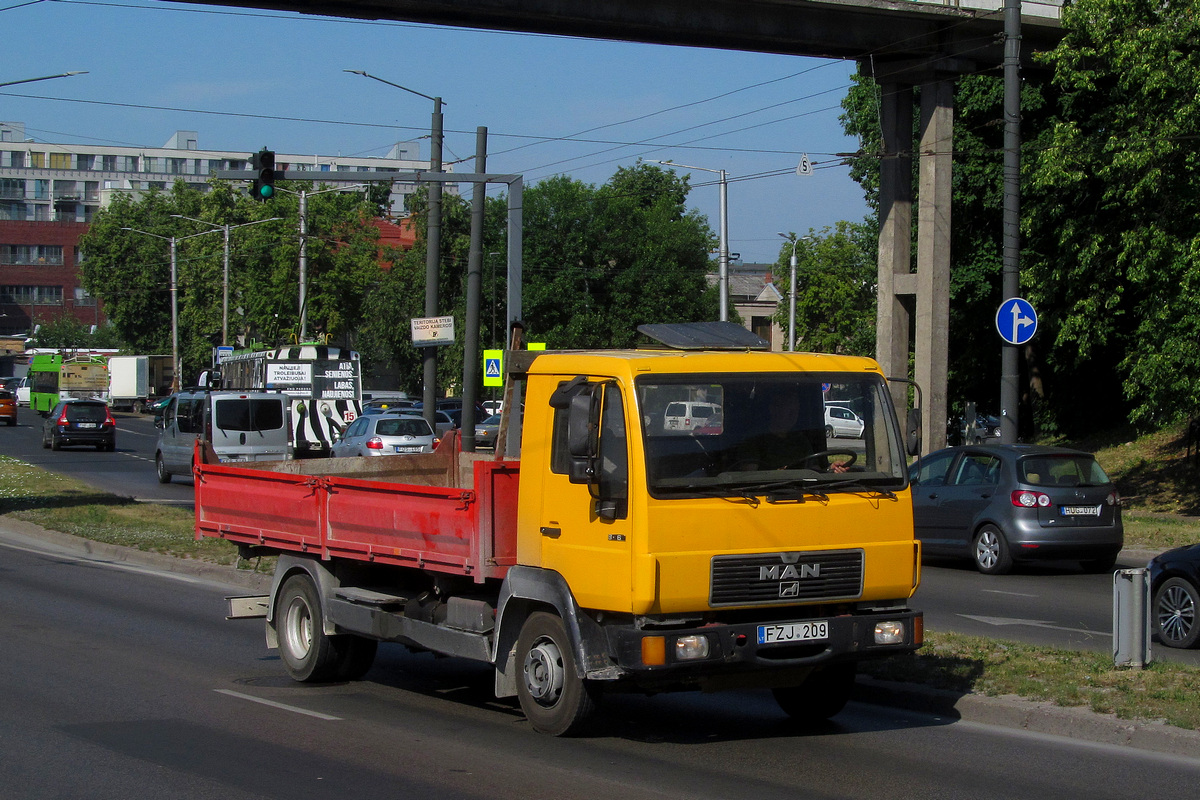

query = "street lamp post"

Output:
[[171, 215, 281, 346], [655, 160, 730, 321], [0, 71, 88, 89], [269, 185, 366, 341], [777, 233, 812, 352], [122, 226, 224, 391], [346, 69, 445, 425]]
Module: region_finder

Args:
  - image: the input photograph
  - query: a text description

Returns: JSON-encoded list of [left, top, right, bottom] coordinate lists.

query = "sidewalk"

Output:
[[3, 513, 1199, 758]]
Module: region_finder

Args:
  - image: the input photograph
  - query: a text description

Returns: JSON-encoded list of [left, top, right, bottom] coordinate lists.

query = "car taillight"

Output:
[[57, 411, 70, 425], [366, 437, 383, 450], [1012, 489, 1051, 508], [103, 411, 116, 428], [1107, 491, 1120, 506]]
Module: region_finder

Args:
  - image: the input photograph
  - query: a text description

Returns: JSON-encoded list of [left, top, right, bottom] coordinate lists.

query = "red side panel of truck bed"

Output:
[[193, 445, 520, 583]]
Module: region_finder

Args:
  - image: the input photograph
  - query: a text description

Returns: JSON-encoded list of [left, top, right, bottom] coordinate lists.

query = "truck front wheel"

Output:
[[515, 611, 597, 736], [772, 663, 857, 722]]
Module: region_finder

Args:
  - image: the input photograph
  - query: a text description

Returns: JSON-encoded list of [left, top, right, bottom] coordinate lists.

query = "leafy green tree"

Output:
[[1025, 0, 1200, 430], [773, 221, 878, 355], [28, 314, 122, 349], [80, 180, 384, 383], [358, 163, 720, 396]]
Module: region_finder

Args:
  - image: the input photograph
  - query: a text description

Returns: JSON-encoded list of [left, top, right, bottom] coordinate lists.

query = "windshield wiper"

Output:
[[816, 476, 899, 499]]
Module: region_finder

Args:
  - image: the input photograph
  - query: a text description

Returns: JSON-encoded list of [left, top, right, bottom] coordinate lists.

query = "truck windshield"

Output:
[[637, 373, 906, 498]]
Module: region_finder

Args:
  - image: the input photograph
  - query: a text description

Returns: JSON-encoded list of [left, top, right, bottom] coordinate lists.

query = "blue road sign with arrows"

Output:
[[996, 297, 1038, 345]]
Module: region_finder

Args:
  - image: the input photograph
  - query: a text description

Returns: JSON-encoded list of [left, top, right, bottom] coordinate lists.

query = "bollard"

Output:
[[1112, 568, 1152, 668]]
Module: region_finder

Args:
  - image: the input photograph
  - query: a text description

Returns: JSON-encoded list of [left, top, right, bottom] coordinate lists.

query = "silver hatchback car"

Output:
[[331, 413, 437, 457], [910, 444, 1123, 574]]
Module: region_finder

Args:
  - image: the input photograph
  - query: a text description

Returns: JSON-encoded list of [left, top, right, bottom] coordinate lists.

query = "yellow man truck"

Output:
[[195, 323, 923, 735]]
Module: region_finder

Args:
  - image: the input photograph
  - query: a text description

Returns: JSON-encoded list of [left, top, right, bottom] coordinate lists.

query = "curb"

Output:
[[853, 675, 1200, 759], [3, 514, 1198, 757]]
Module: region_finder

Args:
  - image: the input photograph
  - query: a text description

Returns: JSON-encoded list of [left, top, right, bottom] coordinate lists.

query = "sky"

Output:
[[2, 0, 871, 265]]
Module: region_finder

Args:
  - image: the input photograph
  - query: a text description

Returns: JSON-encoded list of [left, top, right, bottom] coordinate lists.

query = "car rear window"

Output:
[[1020, 455, 1110, 487], [66, 403, 108, 422], [0, 390, 12, 400], [214, 398, 285, 432], [376, 418, 432, 437]]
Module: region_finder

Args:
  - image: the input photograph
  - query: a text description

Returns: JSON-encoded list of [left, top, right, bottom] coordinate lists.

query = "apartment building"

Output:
[[0, 123, 431, 336]]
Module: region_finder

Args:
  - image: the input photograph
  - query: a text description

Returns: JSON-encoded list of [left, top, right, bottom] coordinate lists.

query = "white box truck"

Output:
[[108, 355, 173, 412]]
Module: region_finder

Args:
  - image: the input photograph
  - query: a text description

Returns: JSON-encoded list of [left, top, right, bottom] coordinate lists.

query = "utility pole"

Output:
[[461, 127, 488, 452], [999, 0, 1023, 442]]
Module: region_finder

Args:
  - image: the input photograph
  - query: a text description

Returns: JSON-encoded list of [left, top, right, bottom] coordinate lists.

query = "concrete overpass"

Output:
[[170, 0, 1067, 449]]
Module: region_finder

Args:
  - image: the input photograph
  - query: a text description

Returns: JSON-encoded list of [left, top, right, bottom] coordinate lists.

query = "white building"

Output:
[[0, 123, 434, 223]]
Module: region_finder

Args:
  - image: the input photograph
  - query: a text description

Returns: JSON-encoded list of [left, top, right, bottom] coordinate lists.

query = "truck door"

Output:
[[538, 381, 634, 613]]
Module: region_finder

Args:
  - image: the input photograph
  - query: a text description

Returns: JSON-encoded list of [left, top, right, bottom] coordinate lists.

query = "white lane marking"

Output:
[[959, 614, 1111, 638], [214, 689, 342, 721], [981, 589, 1039, 598]]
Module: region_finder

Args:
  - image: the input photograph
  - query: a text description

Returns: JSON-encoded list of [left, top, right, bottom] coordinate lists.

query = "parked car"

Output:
[[1148, 543, 1200, 649], [401, 409, 456, 437], [473, 411, 524, 451], [0, 388, 16, 426], [332, 413, 437, 457], [41, 398, 116, 451], [824, 405, 864, 439], [909, 444, 1123, 574], [362, 398, 417, 415]]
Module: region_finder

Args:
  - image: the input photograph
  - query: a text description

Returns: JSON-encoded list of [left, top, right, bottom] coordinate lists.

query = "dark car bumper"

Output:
[[52, 427, 115, 447]]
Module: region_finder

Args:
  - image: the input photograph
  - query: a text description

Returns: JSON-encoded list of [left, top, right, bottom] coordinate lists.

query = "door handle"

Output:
[[540, 526, 561, 538]]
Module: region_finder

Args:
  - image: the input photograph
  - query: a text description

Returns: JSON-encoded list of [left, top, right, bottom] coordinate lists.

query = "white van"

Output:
[[662, 400, 723, 433], [155, 390, 290, 483]]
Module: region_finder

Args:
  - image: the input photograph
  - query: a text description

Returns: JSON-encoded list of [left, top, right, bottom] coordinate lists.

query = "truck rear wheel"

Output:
[[772, 663, 857, 722], [277, 574, 341, 682], [277, 573, 378, 682], [516, 611, 597, 736]]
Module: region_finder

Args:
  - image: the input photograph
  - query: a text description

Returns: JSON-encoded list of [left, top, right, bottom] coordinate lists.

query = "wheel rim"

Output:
[[975, 530, 1000, 570], [283, 596, 314, 660], [1158, 585, 1196, 644], [523, 636, 565, 707]]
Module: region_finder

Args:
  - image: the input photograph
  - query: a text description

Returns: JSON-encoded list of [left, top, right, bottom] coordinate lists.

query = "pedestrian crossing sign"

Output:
[[483, 350, 503, 387]]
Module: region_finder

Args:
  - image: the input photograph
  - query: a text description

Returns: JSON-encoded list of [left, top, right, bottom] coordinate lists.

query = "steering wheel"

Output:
[[781, 449, 858, 471]]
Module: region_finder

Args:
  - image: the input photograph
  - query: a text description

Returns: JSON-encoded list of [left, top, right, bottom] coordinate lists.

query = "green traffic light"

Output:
[[259, 185, 274, 199]]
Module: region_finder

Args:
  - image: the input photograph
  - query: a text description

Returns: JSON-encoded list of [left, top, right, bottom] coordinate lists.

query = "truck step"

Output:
[[334, 587, 409, 609]]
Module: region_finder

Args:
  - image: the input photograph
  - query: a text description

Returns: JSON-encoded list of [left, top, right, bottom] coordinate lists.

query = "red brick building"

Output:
[[0, 220, 102, 336]]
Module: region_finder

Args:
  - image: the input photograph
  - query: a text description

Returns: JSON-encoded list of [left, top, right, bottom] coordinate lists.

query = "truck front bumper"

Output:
[[599, 609, 922, 689]]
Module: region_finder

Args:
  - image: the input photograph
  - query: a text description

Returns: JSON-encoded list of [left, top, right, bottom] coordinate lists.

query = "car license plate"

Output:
[[757, 620, 829, 645], [76, 422, 98, 429], [1061, 505, 1101, 516], [395, 445, 421, 453]]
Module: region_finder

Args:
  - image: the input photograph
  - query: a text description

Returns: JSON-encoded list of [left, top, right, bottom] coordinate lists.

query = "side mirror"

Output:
[[154, 415, 165, 430], [906, 407, 922, 457], [566, 388, 600, 483]]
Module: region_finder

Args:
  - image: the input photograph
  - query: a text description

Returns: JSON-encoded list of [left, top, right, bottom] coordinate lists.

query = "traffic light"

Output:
[[250, 148, 276, 201]]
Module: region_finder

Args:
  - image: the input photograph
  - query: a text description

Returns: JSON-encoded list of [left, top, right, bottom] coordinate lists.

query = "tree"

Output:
[[28, 314, 122, 350], [357, 163, 720, 396], [773, 221, 877, 356], [79, 180, 384, 383], [1025, 0, 1200, 430]]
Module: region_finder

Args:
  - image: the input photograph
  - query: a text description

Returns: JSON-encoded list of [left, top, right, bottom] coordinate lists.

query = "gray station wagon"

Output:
[[909, 444, 1123, 574]]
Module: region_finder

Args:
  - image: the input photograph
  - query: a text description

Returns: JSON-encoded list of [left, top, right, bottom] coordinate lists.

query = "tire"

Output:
[[515, 611, 598, 736], [773, 663, 857, 722], [825, 425, 835, 439], [42, 430, 50, 449], [277, 573, 342, 682], [155, 453, 172, 484], [972, 525, 1013, 575], [50, 434, 61, 451], [1154, 577, 1200, 649]]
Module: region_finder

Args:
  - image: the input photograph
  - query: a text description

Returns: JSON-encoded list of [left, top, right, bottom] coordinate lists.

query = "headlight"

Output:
[[874, 620, 906, 645], [674, 635, 711, 660]]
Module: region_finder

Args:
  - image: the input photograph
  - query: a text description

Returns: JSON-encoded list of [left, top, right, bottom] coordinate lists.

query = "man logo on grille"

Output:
[[779, 582, 800, 598], [759, 563, 821, 581]]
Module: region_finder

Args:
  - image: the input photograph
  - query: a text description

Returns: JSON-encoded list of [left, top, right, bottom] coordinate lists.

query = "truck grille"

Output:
[[710, 549, 864, 607]]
